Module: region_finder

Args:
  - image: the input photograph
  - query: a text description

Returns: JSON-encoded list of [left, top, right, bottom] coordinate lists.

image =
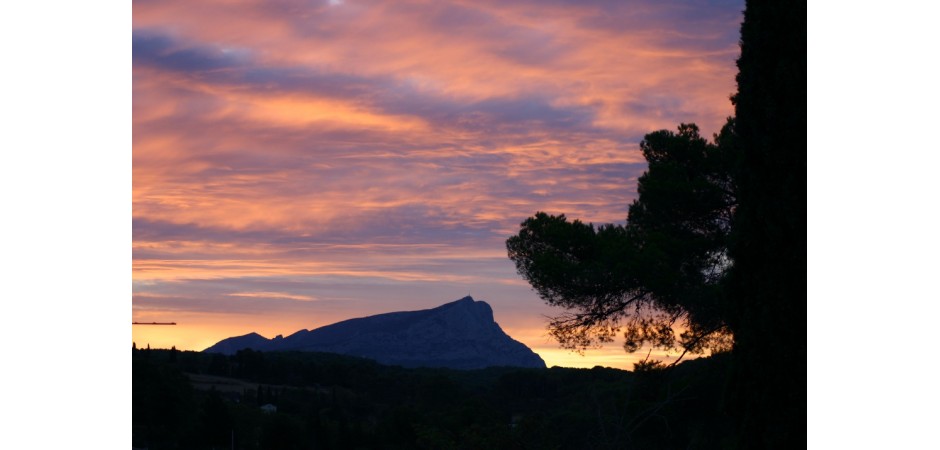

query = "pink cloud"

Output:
[[133, 0, 743, 369]]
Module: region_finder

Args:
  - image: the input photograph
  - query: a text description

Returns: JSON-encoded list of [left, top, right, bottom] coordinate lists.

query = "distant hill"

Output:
[[203, 296, 546, 369]]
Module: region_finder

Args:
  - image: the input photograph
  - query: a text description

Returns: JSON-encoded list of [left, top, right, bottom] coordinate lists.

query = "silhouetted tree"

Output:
[[207, 353, 229, 376], [725, 0, 806, 447], [235, 348, 265, 379], [507, 120, 737, 361], [506, 0, 806, 446]]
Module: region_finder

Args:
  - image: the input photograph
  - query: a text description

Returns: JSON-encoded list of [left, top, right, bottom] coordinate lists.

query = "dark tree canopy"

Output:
[[508, 0, 806, 446], [724, 0, 806, 447], [507, 120, 737, 360]]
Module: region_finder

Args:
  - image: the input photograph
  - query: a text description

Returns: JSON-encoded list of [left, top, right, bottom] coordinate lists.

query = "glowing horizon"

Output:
[[132, 295, 708, 370], [133, 0, 744, 370]]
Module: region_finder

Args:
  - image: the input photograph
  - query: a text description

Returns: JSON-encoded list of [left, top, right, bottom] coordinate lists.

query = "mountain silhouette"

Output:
[[203, 296, 546, 369]]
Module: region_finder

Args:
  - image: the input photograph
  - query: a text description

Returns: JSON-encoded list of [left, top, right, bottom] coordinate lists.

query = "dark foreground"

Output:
[[134, 348, 733, 450]]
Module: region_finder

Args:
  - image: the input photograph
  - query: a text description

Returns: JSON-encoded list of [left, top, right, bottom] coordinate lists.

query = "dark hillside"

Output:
[[134, 347, 732, 449]]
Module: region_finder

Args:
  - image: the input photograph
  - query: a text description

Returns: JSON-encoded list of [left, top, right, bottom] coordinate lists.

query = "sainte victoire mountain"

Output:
[[203, 296, 546, 370]]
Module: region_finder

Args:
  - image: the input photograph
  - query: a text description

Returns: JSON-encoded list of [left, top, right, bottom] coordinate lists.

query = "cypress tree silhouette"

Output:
[[725, 1, 806, 447]]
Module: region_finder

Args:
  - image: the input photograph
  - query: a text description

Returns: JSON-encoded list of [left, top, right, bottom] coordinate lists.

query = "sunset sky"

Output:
[[132, 0, 744, 369], [9, 1, 938, 447]]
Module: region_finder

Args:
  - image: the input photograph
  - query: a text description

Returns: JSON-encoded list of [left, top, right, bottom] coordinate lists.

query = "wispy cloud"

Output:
[[228, 291, 317, 302], [133, 0, 743, 369]]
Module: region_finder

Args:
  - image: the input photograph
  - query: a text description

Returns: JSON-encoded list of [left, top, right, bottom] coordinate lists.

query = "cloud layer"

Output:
[[133, 0, 743, 368]]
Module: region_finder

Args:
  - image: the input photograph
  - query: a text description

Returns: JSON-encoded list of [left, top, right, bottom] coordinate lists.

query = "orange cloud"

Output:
[[133, 0, 743, 369]]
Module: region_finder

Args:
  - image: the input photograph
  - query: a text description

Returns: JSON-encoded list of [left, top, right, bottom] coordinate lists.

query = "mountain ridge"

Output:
[[204, 296, 546, 369]]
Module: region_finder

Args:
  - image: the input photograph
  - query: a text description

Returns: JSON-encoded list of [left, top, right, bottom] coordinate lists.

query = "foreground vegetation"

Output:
[[134, 347, 734, 450]]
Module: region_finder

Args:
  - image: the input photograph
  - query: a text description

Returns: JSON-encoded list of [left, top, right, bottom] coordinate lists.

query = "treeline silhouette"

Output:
[[134, 347, 733, 450]]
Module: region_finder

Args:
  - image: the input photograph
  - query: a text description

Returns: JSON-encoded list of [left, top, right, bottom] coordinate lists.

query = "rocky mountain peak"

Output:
[[204, 296, 546, 369]]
